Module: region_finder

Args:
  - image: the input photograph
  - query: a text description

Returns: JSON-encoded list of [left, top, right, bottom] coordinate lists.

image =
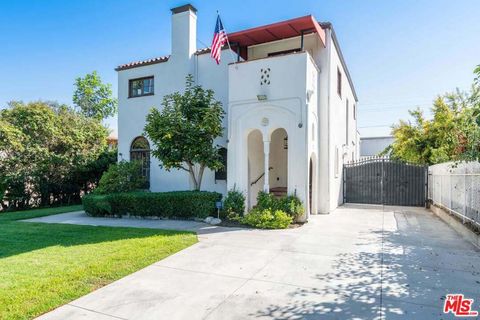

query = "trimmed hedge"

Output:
[[82, 191, 222, 219]]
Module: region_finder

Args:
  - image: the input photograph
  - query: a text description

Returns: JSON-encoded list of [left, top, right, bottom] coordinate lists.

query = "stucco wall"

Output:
[[247, 130, 264, 207], [327, 29, 358, 211]]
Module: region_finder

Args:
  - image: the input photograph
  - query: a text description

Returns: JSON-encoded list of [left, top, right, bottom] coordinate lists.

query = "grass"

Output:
[[0, 204, 83, 222], [0, 206, 198, 320]]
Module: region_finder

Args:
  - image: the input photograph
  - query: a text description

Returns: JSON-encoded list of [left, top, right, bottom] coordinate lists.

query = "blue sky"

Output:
[[1, 0, 479, 137]]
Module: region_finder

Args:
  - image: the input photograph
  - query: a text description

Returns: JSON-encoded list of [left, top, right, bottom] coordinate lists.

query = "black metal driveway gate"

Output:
[[343, 158, 427, 206]]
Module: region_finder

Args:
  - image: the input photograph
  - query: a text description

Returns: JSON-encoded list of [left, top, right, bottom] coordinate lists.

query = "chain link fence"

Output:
[[428, 161, 480, 230]]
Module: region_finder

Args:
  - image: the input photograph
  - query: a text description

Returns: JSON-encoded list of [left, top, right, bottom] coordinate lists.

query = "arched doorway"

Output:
[[130, 136, 151, 187], [247, 130, 264, 208], [309, 153, 317, 215], [269, 128, 288, 198], [309, 157, 313, 213]]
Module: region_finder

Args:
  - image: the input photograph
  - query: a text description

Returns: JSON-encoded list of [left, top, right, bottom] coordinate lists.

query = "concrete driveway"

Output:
[[33, 205, 480, 320]]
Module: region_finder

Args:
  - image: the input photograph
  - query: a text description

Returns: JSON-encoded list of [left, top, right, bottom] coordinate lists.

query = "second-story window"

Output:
[[337, 67, 342, 98], [129, 76, 154, 98]]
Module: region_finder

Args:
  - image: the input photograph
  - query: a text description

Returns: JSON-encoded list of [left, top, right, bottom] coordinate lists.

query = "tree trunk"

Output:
[[187, 163, 199, 190], [187, 163, 205, 191], [197, 165, 205, 191]]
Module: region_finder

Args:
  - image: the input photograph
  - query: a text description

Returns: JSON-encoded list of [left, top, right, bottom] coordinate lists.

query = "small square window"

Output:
[[129, 76, 154, 98]]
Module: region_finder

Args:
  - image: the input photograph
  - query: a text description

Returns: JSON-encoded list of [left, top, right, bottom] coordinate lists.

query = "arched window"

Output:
[[130, 136, 150, 185], [215, 148, 227, 180]]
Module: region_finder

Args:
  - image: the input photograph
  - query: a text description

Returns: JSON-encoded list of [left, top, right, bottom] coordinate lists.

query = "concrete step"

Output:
[[269, 187, 287, 198]]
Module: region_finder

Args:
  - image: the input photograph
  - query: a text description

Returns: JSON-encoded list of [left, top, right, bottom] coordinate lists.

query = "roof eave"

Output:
[[115, 56, 170, 72]]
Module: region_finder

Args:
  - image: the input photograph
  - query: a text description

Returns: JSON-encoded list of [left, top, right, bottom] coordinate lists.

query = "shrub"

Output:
[[95, 161, 146, 194], [242, 208, 292, 229], [0, 178, 6, 204], [82, 191, 222, 219], [221, 187, 245, 221], [278, 195, 304, 220], [256, 191, 304, 220], [256, 191, 277, 211], [82, 194, 111, 216]]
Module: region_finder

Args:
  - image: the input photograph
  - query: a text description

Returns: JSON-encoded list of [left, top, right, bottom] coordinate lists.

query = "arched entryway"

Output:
[[309, 153, 318, 215], [247, 128, 289, 208], [269, 128, 288, 198]]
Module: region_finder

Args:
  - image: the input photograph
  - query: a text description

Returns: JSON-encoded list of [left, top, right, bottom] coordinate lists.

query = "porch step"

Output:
[[269, 187, 287, 198]]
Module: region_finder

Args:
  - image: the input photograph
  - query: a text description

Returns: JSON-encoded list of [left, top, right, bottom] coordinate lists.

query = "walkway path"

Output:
[[29, 206, 480, 319]]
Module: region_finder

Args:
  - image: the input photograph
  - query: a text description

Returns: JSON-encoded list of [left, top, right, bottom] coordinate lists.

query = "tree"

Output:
[[144, 75, 225, 190], [0, 101, 111, 209], [73, 71, 117, 120], [386, 66, 480, 164]]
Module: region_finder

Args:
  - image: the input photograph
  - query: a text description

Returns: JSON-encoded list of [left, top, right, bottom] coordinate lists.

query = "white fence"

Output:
[[429, 161, 480, 229]]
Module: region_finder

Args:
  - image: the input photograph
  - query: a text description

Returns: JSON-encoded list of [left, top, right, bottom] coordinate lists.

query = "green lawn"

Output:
[[0, 206, 197, 320], [0, 205, 84, 222]]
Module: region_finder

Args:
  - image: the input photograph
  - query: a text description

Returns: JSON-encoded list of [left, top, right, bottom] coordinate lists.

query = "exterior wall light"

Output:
[[257, 94, 268, 101]]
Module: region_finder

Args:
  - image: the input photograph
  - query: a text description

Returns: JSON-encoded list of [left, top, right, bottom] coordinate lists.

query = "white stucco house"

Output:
[[116, 4, 359, 220]]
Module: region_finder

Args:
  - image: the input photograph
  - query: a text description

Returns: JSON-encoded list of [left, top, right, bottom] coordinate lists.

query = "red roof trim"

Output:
[[265, 28, 278, 39], [310, 16, 326, 46], [287, 23, 299, 34], [228, 15, 326, 48]]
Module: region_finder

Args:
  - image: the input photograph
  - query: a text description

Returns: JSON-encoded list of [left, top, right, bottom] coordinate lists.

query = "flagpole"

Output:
[[217, 10, 238, 68]]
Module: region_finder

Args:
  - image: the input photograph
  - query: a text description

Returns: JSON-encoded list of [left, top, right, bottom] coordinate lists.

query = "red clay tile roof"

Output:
[[115, 55, 170, 71], [115, 48, 220, 71], [195, 47, 211, 55]]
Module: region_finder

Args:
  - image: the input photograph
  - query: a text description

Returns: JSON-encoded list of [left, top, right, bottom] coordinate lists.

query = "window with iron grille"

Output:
[[130, 136, 151, 187], [215, 148, 227, 180], [129, 76, 154, 98]]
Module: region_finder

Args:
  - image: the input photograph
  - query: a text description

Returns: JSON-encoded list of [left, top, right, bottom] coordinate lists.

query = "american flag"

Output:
[[211, 15, 228, 64]]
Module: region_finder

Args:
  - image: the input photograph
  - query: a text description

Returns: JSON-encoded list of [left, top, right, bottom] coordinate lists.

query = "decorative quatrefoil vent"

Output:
[[260, 68, 271, 85]]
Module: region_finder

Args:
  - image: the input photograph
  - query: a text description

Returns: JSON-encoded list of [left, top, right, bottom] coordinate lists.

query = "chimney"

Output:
[[171, 4, 197, 60]]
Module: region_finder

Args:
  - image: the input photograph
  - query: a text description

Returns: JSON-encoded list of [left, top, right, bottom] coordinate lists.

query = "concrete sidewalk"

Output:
[[25, 210, 231, 234], [30, 206, 480, 320]]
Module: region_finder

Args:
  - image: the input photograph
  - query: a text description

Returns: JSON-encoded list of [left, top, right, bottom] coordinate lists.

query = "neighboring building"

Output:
[[116, 4, 359, 219], [360, 136, 394, 158], [106, 134, 118, 150]]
